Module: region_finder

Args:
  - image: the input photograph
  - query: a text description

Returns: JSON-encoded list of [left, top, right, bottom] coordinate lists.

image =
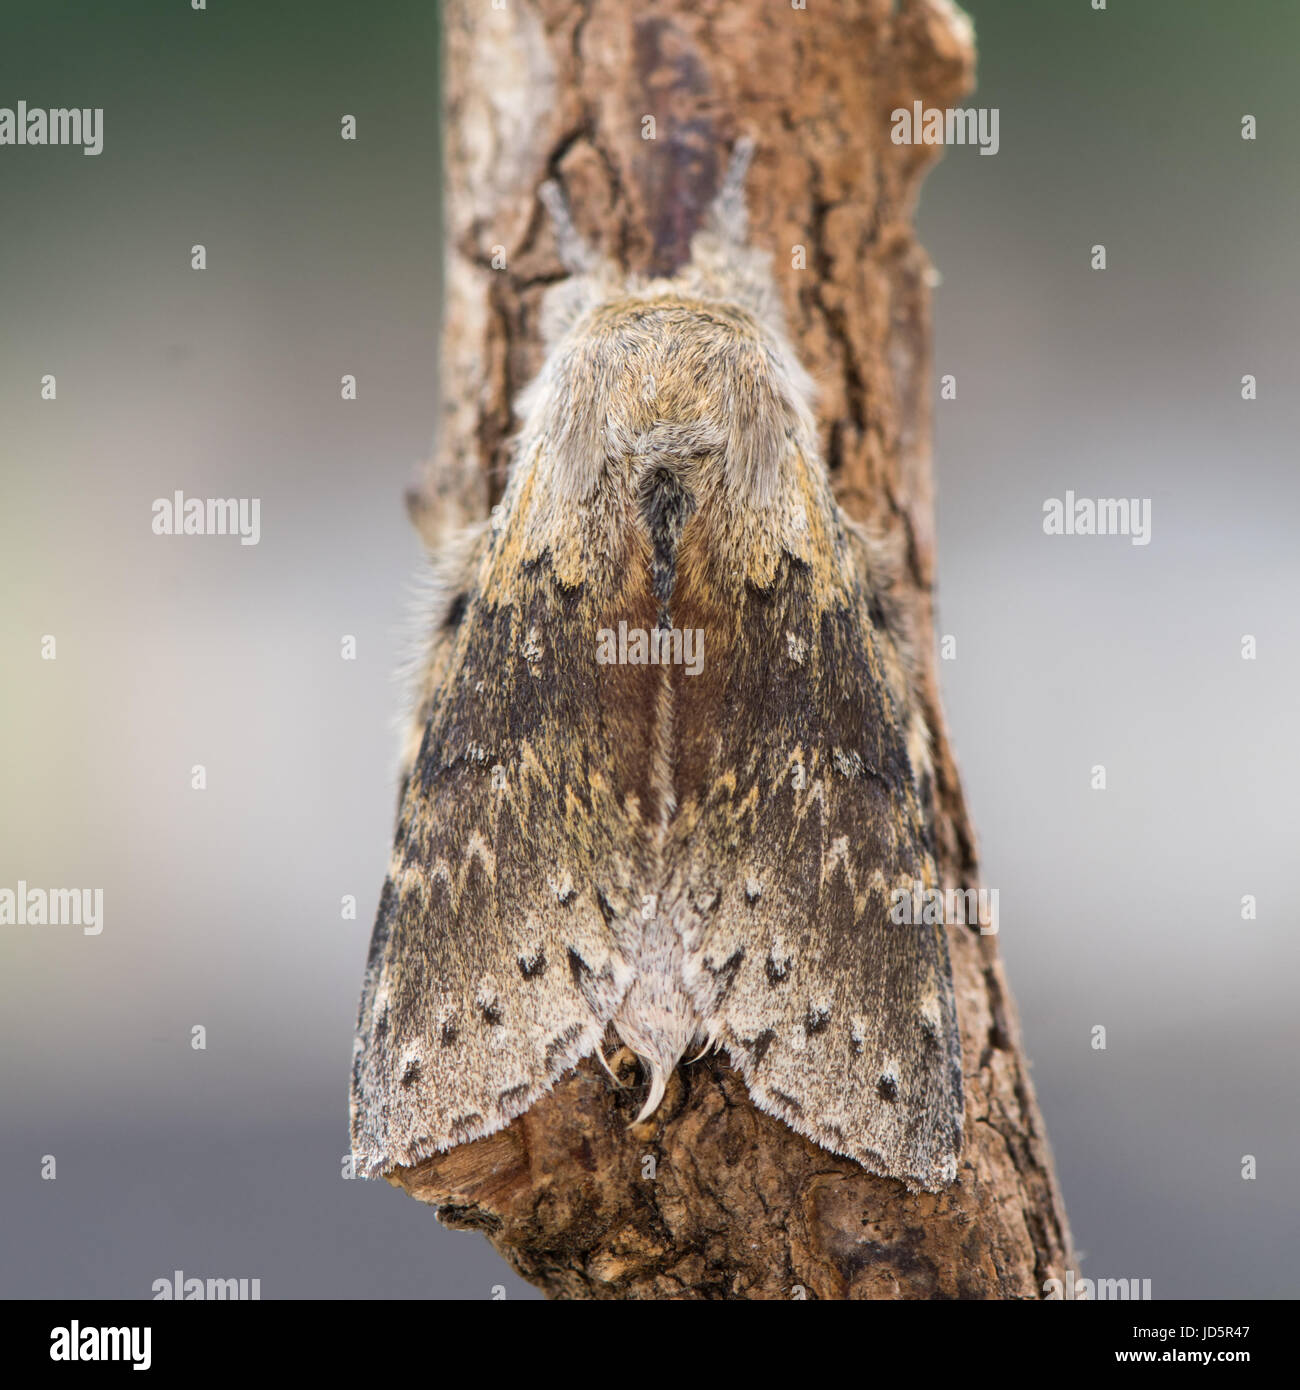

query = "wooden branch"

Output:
[[392, 0, 1074, 1299]]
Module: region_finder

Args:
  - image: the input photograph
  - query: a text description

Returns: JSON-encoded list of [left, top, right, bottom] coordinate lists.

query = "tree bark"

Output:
[[391, 0, 1074, 1299]]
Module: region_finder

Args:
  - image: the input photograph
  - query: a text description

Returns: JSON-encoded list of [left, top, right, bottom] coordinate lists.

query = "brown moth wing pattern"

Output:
[[349, 459, 663, 1177], [352, 135, 965, 1189], [669, 451, 964, 1192]]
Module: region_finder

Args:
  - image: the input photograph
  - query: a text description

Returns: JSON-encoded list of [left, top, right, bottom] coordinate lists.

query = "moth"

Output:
[[351, 139, 963, 1192]]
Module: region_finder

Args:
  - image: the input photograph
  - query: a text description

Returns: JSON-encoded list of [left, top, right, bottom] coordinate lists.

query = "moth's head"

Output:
[[524, 141, 816, 505], [520, 286, 815, 506], [537, 137, 781, 354]]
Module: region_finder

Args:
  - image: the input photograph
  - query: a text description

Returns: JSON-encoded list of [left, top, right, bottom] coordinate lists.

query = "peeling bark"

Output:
[[392, 0, 1073, 1299]]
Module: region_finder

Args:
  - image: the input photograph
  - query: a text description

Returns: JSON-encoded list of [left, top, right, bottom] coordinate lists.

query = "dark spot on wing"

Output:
[[804, 1004, 831, 1036], [707, 948, 744, 996], [448, 1113, 484, 1144], [544, 1022, 586, 1072], [769, 1089, 804, 1118], [867, 592, 888, 633], [443, 591, 469, 630], [519, 949, 547, 979], [497, 1083, 530, 1113], [567, 947, 592, 985], [748, 1029, 777, 1068]]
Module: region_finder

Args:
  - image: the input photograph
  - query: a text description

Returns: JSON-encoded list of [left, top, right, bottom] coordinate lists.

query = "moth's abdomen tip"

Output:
[[629, 1064, 668, 1126]]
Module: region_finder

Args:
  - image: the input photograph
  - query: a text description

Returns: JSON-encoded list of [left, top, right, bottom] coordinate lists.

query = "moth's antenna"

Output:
[[539, 179, 601, 275], [707, 134, 756, 245]]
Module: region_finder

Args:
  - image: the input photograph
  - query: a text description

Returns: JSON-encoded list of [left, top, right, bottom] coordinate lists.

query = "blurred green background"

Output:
[[2, 0, 1296, 1299]]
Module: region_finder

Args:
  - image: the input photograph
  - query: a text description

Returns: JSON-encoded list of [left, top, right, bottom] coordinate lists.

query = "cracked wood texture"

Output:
[[390, 0, 1074, 1299]]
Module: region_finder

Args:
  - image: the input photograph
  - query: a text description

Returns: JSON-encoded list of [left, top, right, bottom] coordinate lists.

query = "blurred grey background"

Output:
[[2, 0, 1296, 1299]]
